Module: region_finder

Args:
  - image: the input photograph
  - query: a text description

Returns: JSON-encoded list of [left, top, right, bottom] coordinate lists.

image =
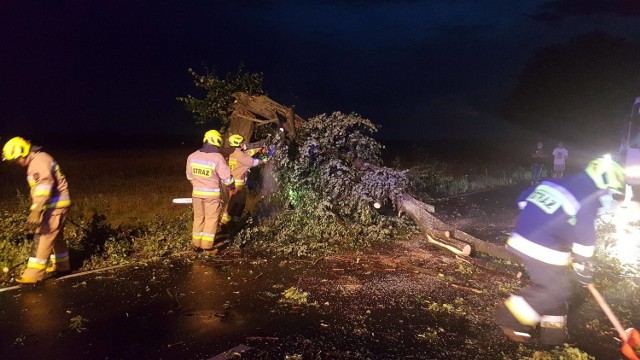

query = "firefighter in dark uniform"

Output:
[[496, 155, 626, 345]]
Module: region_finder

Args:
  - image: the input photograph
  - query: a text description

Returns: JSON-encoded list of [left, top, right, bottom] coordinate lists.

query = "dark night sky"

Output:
[[2, 1, 640, 143]]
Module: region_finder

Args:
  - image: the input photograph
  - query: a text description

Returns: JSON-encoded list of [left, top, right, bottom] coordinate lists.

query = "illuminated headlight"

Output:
[[626, 166, 640, 178]]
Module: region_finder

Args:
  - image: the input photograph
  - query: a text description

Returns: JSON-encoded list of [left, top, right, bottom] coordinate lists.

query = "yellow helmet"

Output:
[[2, 137, 31, 161], [585, 155, 625, 193], [203, 130, 223, 147], [229, 134, 244, 147]]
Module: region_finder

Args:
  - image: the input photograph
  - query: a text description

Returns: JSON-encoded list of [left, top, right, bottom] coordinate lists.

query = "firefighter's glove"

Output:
[[27, 203, 44, 229], [571, 255, 593, 286], [267, 146, 276, 157]]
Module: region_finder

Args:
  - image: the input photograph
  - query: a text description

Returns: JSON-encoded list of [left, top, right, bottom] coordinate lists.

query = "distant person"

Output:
[[530, 141, 547, 185], [496, 156, 625, 346], [186, 130, 235, 254], [220, 134, 269, 226], [2, 137, 72, 284], [552, 142, 568, 179]]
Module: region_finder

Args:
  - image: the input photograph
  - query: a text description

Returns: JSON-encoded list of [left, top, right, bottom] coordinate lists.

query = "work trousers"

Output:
[[221, 185, 247, 224], [496, 248, 572, 344], [22, 207, 70, 280], [192, 197, 222, 250]]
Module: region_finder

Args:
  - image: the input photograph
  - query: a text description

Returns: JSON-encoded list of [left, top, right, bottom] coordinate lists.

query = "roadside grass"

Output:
[[0, 147, 194, 282], [0, 146, 526, 283], [399, 155, 530, 200]]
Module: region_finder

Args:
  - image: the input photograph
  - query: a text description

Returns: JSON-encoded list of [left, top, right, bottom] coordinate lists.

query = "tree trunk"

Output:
[[396, 193, 521, 263], [452, 229, 521, 263], [228, 107, 256, 143], [396, 193, 449, 232]]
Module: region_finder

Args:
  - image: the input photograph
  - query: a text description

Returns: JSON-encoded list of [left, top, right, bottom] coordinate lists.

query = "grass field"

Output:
[[0, 144, 533, 226], [0, 147, 193, 226]]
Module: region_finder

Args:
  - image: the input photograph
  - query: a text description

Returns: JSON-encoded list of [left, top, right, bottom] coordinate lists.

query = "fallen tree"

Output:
[[395, 193, 521, 263], [179, 69, 522, 263], [226, 95, 522, 263]]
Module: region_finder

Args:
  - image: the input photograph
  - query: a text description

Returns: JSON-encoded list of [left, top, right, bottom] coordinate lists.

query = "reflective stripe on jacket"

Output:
[[27, 152, 71, 209], [229, 148, 261, 188], [507, 233, 571, 265], [186, 150, 233, 199]]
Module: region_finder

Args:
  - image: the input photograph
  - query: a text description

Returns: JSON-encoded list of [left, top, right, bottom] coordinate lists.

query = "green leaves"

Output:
[[273, 112, 406, 216], [177, 65, 265, 125], [280, 287, 309, 305], [236, 112, 412, 256], [0, 211, 192, 285]]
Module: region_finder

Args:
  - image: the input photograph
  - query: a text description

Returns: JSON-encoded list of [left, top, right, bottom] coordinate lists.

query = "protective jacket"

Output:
[[228, 148, 263, 188], [186, 144, 234, 250], [27, 151, 71, 209], [507, 172, 605, 264], [186, 144, 234, 198]]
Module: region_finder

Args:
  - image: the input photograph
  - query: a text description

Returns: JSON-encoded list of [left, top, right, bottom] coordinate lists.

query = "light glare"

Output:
[[598, 194, 640, 272]]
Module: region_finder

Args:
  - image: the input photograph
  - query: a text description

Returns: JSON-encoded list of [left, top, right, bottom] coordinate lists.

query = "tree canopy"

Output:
[[503, 31, 640, 148], [238, 112, 410, 256], [177, 65, 265, 126]]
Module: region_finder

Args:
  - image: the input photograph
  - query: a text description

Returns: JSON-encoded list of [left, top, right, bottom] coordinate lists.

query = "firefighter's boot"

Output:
[[15, 276, 39, 284], [46, 257, 70, 276], [540, 315, 568, 345], [501, 327, 532, 343], [496, 306, 532, 343]]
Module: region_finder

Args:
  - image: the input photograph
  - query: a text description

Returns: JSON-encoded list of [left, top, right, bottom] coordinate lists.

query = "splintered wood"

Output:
[[228, 92, 304, 143], [426, 233, 471, 256]]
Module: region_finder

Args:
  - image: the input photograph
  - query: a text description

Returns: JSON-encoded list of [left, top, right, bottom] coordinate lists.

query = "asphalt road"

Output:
[[0, 259, 309, 359]]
